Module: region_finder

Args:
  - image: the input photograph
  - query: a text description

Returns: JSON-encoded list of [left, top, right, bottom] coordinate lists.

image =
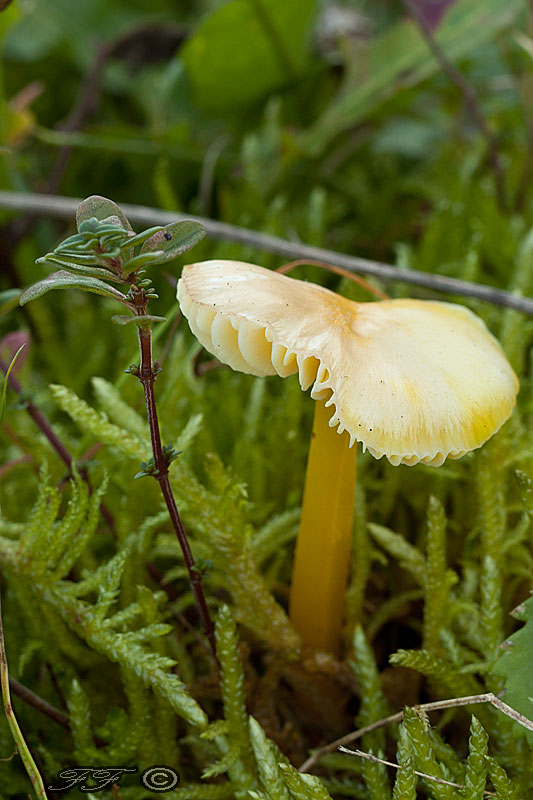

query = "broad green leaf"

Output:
[[302, 0, 523, 154], [76, 195, 133, 233], [19, 271, 130, 307], [140, 220, 206, 263], [492, 594, 533, 743], [181, 0, 317, 111]]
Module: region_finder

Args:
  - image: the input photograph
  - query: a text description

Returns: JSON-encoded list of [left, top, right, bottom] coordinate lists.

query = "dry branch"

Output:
[[1, 191, 532, 315]]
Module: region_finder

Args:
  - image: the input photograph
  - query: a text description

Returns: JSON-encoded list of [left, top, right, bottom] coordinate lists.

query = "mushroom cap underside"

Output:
[[177, 260, 519, 467]]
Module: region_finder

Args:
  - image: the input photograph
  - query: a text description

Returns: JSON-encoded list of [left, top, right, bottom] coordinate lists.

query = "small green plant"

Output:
[[19, 195, 217, 658]]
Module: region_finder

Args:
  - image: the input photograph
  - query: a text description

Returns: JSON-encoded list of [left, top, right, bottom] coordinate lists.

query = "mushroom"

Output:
[[177, 259, 519, 653]]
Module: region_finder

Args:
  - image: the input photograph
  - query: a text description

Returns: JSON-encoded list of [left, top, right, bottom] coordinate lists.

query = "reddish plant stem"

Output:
[[0, 355, 115, 533], [0, 356, 72, 465], [136, 325, 217, 660], [8, 676, 107, 747], [9, 676, 70, 733]]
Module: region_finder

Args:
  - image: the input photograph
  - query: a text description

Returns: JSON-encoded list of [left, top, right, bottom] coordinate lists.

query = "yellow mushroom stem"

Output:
[[289, 399, 357, 653]]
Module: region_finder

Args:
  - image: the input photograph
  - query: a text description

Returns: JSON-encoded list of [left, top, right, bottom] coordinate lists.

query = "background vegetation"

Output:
[[1, 0, 533, 797]]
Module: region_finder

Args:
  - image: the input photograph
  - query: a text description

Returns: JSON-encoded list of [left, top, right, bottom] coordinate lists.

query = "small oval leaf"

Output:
[[76, 196, 133, 233], [20, 271, 130, 307], [140, 220, 206, 264]]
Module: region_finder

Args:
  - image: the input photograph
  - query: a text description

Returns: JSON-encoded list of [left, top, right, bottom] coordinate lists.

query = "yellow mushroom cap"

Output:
[[177, 260, 519, 467]]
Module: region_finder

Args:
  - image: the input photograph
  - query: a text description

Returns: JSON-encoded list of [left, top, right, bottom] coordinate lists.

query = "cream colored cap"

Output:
[[177, 260, 519, 467]]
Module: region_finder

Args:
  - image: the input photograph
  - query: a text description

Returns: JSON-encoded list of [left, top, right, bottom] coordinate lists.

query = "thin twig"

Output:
[[276, 259, 390, 299], [8, 677, 70, 733], [135, 315, 217, 661], [299, 692, 533, 773], [0, 355, 72, 466], [338, 747, 497, 797], [1, 191, 532, 314], [0, 593, 48, 799], [0, 355, 115, 533], [7, 677, 107, 748], [403, 0, 507, 211]]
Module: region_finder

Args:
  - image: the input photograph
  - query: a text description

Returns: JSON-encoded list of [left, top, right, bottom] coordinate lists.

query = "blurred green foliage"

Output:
[[1, 0, 533, 797]]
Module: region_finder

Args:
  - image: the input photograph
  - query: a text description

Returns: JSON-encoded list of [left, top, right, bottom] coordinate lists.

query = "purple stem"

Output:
[[136, 325, 217, 659], [0, 355, 115, 533]]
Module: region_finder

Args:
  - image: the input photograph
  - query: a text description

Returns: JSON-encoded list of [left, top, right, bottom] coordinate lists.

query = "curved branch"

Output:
[[1, 191, 532, 315]]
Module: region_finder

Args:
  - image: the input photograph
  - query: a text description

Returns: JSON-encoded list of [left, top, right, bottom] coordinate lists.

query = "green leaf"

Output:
[[54, 233, 87, 250], [76, 195, 133, 233], [301, 0, 524, 154], [121, 250, 165, 274], [492, 594, 533, 743], [140, 220, 206, 264], [42, 249, 102, 263], [36, 255, 123, 281], [181, 0, 317, 111], [19, 271, 130, 307], [118, 225, 164, 250]]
